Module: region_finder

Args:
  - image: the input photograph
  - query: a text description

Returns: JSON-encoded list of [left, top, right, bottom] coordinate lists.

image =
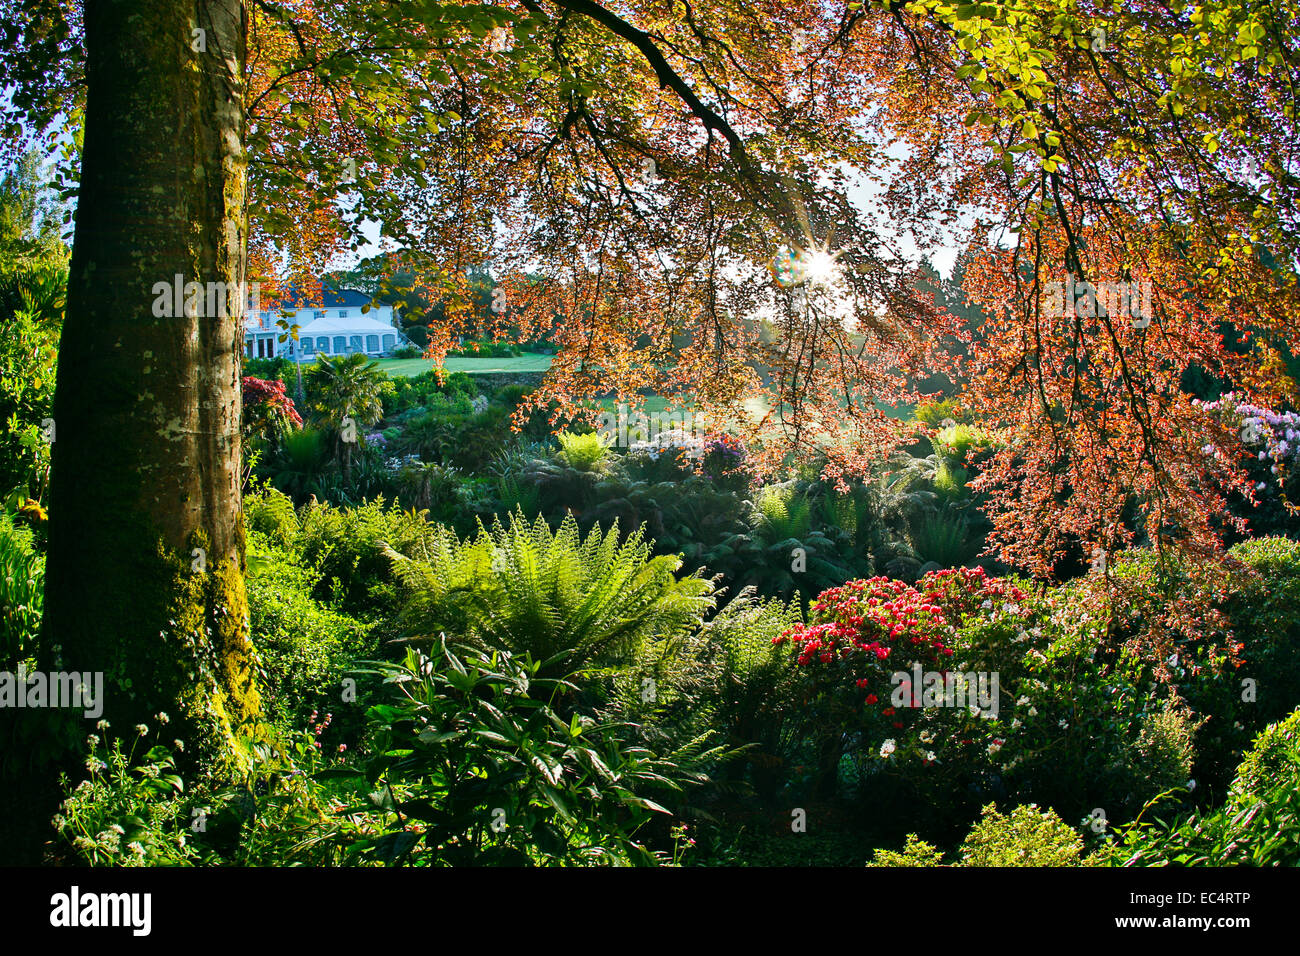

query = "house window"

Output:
[[339, 310, 349, 318], [314, 310, 326, 319], [316, 338, 328, 354], [382, 334, 395, 350], [302, 338, 315, 353], [333, 336, 346, 353], [350, 335, 363, 353], [366, 335, 380, 352], [245, 341, 253, 358]]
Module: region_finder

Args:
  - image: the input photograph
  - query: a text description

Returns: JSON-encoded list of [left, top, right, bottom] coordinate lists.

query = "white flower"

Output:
[[923, 751, 937, 762], [1058, 719, 1069, 729], [879, 739, 896, 758], [155, 711, 170, 725], [987, 739, 1004, 755], [109, 824, 125, 835], [96, 719, 110, 731], [135, 723, 148, 737], [1016, 696, 1030, 706], [1011, 718, 1022, 729], [1028, 706, 1038, 717], [919, 730, 935, 744]]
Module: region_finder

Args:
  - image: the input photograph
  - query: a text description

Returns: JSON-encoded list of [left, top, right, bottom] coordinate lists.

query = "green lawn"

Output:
[[376, 354, 553, 376], [376, 354, 915, 423], [592, 394, 915, 422]]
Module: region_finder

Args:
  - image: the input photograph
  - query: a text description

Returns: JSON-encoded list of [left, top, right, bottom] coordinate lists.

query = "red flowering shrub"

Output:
[[774, 568, 1028, 726], [772, 568, 1046, 819], [243, 375, 303, 436]]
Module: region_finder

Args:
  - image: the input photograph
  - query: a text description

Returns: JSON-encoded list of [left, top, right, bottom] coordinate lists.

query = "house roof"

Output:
[[295, 312, 405, 337], [262, 285, 392, 310]]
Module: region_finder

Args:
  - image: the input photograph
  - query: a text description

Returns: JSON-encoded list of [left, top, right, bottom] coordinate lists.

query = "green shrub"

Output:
[[338, 640, 686, 865], [493, 383, 531, 408], [914, 398, 967, 429], [245, 551, 378, 730], [910, 508, 975, 567], [265, 426, 332, 503], [393, 461, 465, 519], [608, 587, 803, 800], [868, 804, 1088, 867], [867, 833, 945, 867], [295, 497, 439, 614], [1102, 707, 1300, 866], [1228, 706, 1300, 806], [446, 404, 516, 471], [701, 483, 851, 599], [243, 486, 300, 549], [0, 270, 59, 495], [242, 356, 294, 382], [957, 802, 1087, 866], [557, 429, 610, 472], [1132, 701, 1201, 794], [0, 509, 43, 669], [932, 423, 991, 465], [753, 485, 810, 540], [383, 368, 477, 418], [1101, 537, 1300, 793]]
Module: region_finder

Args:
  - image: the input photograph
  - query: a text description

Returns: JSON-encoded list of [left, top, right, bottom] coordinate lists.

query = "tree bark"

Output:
[[40, 0, 256, 773]]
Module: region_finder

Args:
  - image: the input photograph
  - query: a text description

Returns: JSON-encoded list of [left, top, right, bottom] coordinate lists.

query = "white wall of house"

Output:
[[243, 295, 407, 360]]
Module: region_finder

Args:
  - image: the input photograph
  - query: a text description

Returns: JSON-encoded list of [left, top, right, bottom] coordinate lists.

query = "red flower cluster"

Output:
[[775, 569, 1030, 718], [921, 566, 1028, 622], [242, 376, 303, 429], [774, 576, 954, 668]]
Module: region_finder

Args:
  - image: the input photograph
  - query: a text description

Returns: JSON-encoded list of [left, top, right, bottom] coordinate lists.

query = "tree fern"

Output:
[[385, 510, 715, 675]]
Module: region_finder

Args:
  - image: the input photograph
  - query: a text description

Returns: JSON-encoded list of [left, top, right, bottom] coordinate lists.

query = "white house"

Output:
[[244, 288, 411, 360]]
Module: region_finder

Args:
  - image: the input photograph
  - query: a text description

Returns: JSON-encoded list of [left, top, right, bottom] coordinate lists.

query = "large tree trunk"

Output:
[[40, 0, 256, 776]]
